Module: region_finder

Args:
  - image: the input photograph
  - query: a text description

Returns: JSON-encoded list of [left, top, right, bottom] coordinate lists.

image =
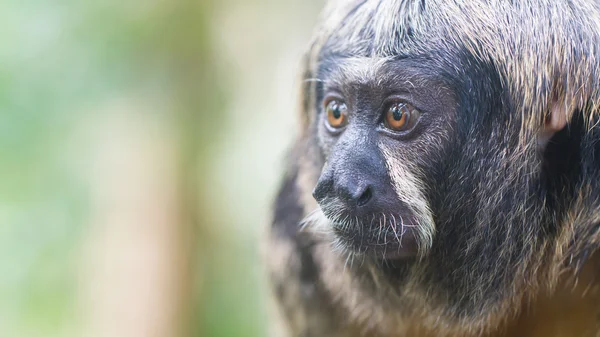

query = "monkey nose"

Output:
[[312, 169, 374, 209]]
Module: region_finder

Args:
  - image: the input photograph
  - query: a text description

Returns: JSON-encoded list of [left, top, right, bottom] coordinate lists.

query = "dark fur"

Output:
[[267, 1, 600, 336]]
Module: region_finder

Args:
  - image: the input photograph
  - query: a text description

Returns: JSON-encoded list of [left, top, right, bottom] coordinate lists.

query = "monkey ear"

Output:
[[539, 97, 569, 146], [547, 98, 569, 133]]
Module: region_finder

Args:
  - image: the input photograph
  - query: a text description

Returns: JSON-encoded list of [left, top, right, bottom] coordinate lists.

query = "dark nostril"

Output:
[[312, 187, 321, 202], [356, 186, 372, 207], [338, 184, 373, 207], [312, 179, 331, 203], [312, 186, 322, 202]]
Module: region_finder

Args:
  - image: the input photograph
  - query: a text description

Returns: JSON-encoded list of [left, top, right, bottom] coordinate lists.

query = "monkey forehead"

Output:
[[325, 56, 393, 87], [318, 56, 452, 96], [322, 56, 432, 87]]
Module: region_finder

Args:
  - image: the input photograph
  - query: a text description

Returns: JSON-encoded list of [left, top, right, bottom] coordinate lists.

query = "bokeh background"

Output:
[[0, 1, 322, 336]]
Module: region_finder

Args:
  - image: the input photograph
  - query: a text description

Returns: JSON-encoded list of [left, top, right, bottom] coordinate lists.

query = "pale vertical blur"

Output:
[[0, 1, 321, 337], [78, 106, 190, 337]]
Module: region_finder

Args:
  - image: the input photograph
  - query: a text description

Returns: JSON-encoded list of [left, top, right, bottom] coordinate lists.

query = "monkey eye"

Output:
[[325, 99, 348, 129], [384, 102, 420, 132]]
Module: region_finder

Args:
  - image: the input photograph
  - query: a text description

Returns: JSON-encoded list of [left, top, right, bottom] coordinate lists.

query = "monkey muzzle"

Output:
[[311, 157, 419, 260]]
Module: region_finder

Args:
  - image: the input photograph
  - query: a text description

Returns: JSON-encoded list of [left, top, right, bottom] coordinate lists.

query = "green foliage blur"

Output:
[[0, 1, 321, 336]]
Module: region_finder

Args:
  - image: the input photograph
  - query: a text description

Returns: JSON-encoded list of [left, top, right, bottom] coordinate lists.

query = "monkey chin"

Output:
[[329, 216, 420, 261]]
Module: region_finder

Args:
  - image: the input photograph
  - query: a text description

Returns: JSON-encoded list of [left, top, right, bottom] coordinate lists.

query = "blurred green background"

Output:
[[0, 1, 321, 336]]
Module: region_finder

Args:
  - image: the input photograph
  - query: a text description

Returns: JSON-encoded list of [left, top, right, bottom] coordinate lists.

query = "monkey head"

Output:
[[295, 0, 600, 334]]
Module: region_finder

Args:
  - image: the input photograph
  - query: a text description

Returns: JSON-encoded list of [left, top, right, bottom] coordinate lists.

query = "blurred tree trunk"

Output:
[[78, 1, 219, 337], [80, 105, 192, 337]]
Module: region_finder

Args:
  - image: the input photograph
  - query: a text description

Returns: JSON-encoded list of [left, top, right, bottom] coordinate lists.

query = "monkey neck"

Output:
[[418, 253, 600, 337], [392, 253, 600, 337], [500, 251, 600, 337]]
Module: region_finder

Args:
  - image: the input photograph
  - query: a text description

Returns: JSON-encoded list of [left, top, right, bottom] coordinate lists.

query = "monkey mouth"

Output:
[[301, 201, 422, 260], [330, 218, 419, 260]]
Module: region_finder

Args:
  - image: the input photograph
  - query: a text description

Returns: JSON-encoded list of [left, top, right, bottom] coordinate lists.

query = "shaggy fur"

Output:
[[267, 1, 600, 336]]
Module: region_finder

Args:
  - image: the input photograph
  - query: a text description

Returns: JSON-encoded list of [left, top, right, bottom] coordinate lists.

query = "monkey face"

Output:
[[309, 58, 455, 260], [302, 50, 554, 330]]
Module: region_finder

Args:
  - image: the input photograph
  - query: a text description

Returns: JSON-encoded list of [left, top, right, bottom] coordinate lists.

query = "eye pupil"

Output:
[[392, 106, 404, 120], [332, 105, 341, 119]]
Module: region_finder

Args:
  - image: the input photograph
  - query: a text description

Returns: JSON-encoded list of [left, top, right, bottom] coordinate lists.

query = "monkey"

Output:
[[265, 1, 600, 336]]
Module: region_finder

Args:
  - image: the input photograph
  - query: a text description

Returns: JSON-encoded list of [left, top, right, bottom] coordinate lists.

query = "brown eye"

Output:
[[325, 100, 348, 129], [384, 102, 418, 131]]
